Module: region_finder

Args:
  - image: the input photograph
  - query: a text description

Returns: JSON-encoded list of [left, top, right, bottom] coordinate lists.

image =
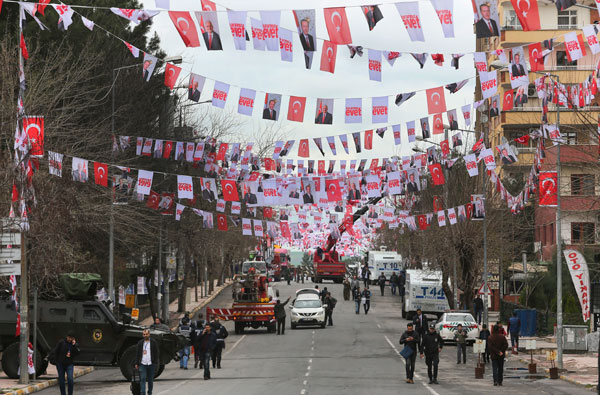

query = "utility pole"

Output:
[[482, 113, 490, 328], [554, 75, 563, 370], [157, 221, 163, 320], [163, 236, 170, 324]]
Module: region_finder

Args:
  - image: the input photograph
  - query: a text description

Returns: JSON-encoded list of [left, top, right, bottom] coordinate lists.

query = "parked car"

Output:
[[434, 312, 480, 344]]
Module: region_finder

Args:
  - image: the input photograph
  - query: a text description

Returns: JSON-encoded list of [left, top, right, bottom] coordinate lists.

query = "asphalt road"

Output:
[[36, 281, 591, 395]]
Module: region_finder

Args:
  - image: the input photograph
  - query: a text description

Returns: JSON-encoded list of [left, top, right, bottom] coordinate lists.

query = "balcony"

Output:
[[502, 110, 600, 125], [543, 144, 599, 166]]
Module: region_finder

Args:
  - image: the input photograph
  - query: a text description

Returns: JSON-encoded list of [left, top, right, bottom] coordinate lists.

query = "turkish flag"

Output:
[[169, 11, 201, 47], [503, 89, 514, 111], [20, 33, 28, 60], [263, 207, 273, 218], [298, 139, 310, 158], [592, 77, 598, 96], [201, 0, 216, 10], [217, 214, 228, 231], [432, 113, 444, 135], [164, 63, 182, 90], [426, 86, 446, 114], [528, 42, 544, 72], [35, 0, 51, 15], [320, 40, 337, 73], [163, 141, 173, 159], [510, 0, 540, 31], [539, 171, 557, 206], [215, 143, 227, 161], [324, 7, 352, 44], [364, 130, 373, 150], [578, 83, 584, 108], [220, 179, 239, 201], [465, 203, 473, 219], [280, 221, 291, 239], [428, 164, 445, 185], [417, 214, 429, 230], [146, 190, 160, 210], [433, 195, 444, 212], [440, 139, 450, 157], [94, 162, 108, 187], [578, 33, 587, 57], [325, 179, 343, 201], [23, 116, 44, 157], [287, 96, 306, 122], [263, 158, 275, 171], [514, 135, 530, 144]]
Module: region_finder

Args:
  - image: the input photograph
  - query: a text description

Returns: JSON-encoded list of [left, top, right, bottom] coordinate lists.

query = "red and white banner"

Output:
[[364, 130, 374, 150], [539, 171, 557, 206], [177, 175, 194, 199], [216, 199, 226, 213], [429, 163, 445, 185], [212, 81, 229, 109], [242, 218, 253, 235], [426, 86, 446, 115], [238, 88, 256, 116], [262, 179, 278, 205], [372, 96, 388, 123], [253, 219, 264, 237], [228, 10, 247, 50], [142, 138, 153, 156], [287, 96, 306, 122], [368, 49, 382, 81], [432, 113, 444, 135], [406, 120, 416, 143], [431, 0, 454, 38], [503, 89, 514, 111], [231, 201, 241, 214], [464, 153, 478, 177], [437, 210, 446, 226], [510, 0, 540, 31], [564, 32, 583, 61], [365, 174, 381, 198], [53, 4, 74, 30], [169, 11, 200, 47], [260, 10, 280, 51], [94, 162, 108, 187], [217, 214, 228, 231], [250, 18, 265, 50], [393, 124, 401, 145], [279, 28, 293, 62], [23, 116, 44, 157], [480, 147, 496, 170], [326, 136, 337, 155], [48, 151, 63, 177], [164, 63, 181, 89], [461, 104, 472, 127], [563, 249, 591, 322], [447, 207, 457, 225], [387, 171, 402, 195], [396, 2, 424, 42], [175, 204, 184, 221], [480, 71, 498, 99], [136, 170, 153, 195], [320, 40, 337, 73], [345, 98, 362, 123], [323, 7, 352, 44], [583, 25, 600, 55], [339, 134, 349, 154], [473, 52, 487, 73]]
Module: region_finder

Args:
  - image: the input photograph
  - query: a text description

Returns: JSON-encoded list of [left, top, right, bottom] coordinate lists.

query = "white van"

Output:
[[402, 269, 449, 320], [367, 249, 402, 283]]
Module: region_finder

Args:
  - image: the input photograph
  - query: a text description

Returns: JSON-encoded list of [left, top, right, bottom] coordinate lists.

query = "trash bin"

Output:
[[515, 309, 537, 337]]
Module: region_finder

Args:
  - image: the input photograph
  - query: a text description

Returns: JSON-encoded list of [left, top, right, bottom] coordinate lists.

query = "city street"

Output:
[[36, 281, 590, 395]]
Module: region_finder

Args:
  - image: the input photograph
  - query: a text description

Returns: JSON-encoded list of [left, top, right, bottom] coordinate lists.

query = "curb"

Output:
[[517, 357, 596, 392], [168, 282, 232, 330], [3, 367, 94, 395]]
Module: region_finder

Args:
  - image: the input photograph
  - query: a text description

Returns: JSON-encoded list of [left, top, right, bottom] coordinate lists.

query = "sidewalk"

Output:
[[140, 279, 233, 328], [0, 365, 93, 395], [517, 352, 598, 391]]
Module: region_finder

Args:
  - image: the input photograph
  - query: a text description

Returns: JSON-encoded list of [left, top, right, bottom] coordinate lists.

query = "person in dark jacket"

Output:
[[454, 324, 468, 364], [197, 324, 217, 379], [488, 325, 509, 386], [473, 295, 484, 324], [508, 312, 521, 353], [377, 273, 386, 296], [210, 318, 228, 369], [419, 324, 443, 384], [274, 296, 291, 335], [390, 272, 398, 295], [135, 329, 159, 395], [412, 309, 428, 337], [350, 276, 360, 300], [191, 315, 207, 369], [54, 331, 80, 395], [479, 324, 491, 363], [353, 286, 361, 314], [399, 323, 420, 383], [324, 292, 337, 326], [343, 278, 351, 301], [361, 287, 371, 314]]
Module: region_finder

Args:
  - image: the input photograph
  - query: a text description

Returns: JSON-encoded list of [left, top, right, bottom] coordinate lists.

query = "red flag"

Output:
[[216, 143, 228, 161], [433, 195, 444, 212], [440, 139, 450, 157], [22, 116, 44, 157], [287, 96, 306, 122], [11, 184, 18, 202], [20, 33, 28, 60], [320, 40, 337, 73], [164, 63, 182, 90], [528, 42, 543, 72], [432, 113, 444, 135], [417, 214, 429, 230], [465, 203, 473, 219], [514, 135, 530, 144], [263, 207, 273, 218], [578, 83, 584, 108], [510, 0, 540, 31], [298, 139, 310, 158], [146, 190, 160, 210], [163, 141, 173, 159], [15, 313, 20, 337], [220, 179, 239, 201], [592, 77, 598, 96], [364, 130, 373, 150], [426, 86, 446, 114], [168, 11, 201, 47], [428, 163, 445, 185], [539, 171, 557, 206], [323, 8, 352, 44], [325, 179, 343, 201], [503, 89, 514, 111], [94, 162, 108, 187], [201, 0, 216, 10], [280, 221, 291, 239], [578, 33, 587, 57], [217, 214, 228, 231]]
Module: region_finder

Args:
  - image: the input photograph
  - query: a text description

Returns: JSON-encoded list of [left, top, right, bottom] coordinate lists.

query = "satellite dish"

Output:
[[478, 102, 488, 112], [510, 144, 519, 157], [481, 114, 489, 123], [500, 136, 509, 145]]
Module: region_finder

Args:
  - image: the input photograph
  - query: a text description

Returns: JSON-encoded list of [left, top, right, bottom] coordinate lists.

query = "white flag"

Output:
[[430, 0, 454, 38], [250, 18, 266, 50], [228, 10, 247, 50], [406, 120, 416, 143], [242, 218, 253, 235], [563, 249, 591, 322], [279, 28, 293, 62], [136, 170, 154, 195], [396, 2, 424, 42], [237, 88, 256, 116], [345, 98, 362, 123], [175, 203, 185, 221], [260, 11, 280, 51], [212, 81, 230, 109], [372, 96, 388, 123], [464, 153, 478, 177], [368, 49, 382, 81], [253, 219, 264, 237], [447, 208, 457, 225], [437, 210, 446, 226], [480, 71, 498, 99], [365, 175, 381, 198], [583, 25, 600, 55], [81, 16, 94, 31], [177, 175, 194, 199]]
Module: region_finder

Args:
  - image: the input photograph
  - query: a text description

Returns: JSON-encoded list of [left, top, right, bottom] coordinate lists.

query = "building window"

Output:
[[557, 10, 577, 29], [571, 174, 595, 195], [563, 131, 577, 144], [571, 222, 595, 244], [556, 51, 577, 67], [504, 9, 522, 30], [507, 131, 534, 148]]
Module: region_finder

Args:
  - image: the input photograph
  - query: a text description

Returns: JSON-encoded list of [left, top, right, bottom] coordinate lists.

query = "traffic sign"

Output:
[[478, 282, 491, 295], [0, 264, 21, 276], [125, 294, 136, 309], [131, 308, 139, 321]]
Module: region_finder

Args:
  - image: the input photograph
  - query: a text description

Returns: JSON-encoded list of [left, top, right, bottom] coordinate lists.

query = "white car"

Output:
[[289, 294, 326, 329], [434, 312, 480, 344]]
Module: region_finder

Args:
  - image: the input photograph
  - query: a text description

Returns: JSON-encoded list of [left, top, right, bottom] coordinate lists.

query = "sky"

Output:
[[141, 0, 477, 163]]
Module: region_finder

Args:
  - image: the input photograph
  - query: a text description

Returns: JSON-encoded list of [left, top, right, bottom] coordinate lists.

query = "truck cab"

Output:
[[402, 269, 449, 320], [367, 249, 402, 284]]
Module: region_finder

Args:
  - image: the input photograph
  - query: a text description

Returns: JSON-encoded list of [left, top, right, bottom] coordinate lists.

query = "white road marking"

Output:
[[301, 390, 307, 395], [225, 334, 246, 355], [312, 330, 315, 334], [303, 380, 308, 385], [311, 346, 314, 351], [384, 335, 400, 356], [307, 366, 311, 370], [305, 372, 310, 376], [309, 359, 312, 363], [377, 324, 381, 329]]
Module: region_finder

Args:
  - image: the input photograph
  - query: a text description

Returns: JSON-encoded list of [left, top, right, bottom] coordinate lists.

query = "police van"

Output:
[[402, 269, 449, 320], [367, 248, 402, 283]]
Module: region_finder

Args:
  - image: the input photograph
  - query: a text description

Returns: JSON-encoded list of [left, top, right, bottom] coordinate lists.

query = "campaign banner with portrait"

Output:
[[474, 0, 500, 39], [197, 11, 222, 50], [263, 93, 282, 121], [420, 117, 430, 139], [345, 98, 362, 123], [509, 46, 529, 89], [142, 53, 157, 82], [72, 157, 88, 183], [293, 9, 316, 69], [362, 5, 384, 30], [201, 178, 218, 202], [315, 98, 334, 124]]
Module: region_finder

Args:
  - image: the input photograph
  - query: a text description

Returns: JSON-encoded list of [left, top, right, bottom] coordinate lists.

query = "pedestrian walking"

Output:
[[197, 324, 217, 380], [361, 264, 370, 288], [488, 324, 508, 386], [343, 278, 351, 301], [361, 287, 371, 314], [412, 308, 428, 338], [419, 323, 443, 384], [353, 286, 361, 314], [320, 287, 328, 303], [473, 295, 484, 325], [149, 317, 170, 332], [180, 311, 191, 326], [454, 324, 467, 364], [191, 316, 208, 369], [274, 296, 291, 335], [399, 323, 420, 384], [210, 318, 228, 369], [378, 273, 386, 296], [135, 329, 159, 395], [390, 272, 398, 296], [51, 331, 80, 395], [495, 320, 507, 337], [479, 324, 491, 363], [508, 312, 521, 353], [324, 292, 337, 326], [177, 318, 192, 369], [398, 268, 406, 298], [350, 276, 360, 300]]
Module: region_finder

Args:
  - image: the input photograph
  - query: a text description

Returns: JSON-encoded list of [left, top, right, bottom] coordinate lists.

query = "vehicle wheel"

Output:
[[291, 323, 296, 329], [320, 323, 326, 328], [154, 364, 165, 378], [1, 342, 20, 379], [234, 322, 244, 334], [118, 345, 137, 381]]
